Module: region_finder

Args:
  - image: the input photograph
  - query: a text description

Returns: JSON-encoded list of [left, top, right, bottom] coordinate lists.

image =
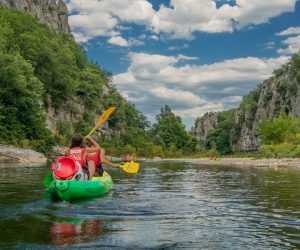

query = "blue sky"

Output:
[[66, 0, 300, 129]]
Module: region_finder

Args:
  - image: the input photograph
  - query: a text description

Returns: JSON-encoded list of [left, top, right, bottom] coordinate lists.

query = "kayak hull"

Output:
[[48, 172, 113, 201]]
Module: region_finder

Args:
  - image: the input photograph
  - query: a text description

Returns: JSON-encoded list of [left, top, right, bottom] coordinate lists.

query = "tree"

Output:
[[259, 108, 297, 144], [151, 105, 190, 150], [205, 109, 235, 155]]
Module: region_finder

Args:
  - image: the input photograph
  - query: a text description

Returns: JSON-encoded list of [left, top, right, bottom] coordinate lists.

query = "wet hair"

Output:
[[70, 133, 84, 148]]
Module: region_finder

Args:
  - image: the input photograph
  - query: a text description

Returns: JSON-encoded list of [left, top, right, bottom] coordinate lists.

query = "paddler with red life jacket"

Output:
[[68, 133, 121, 180], [68, 133, 102, 180]]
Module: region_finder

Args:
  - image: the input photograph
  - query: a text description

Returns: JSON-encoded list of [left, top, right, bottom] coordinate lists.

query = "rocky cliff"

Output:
[[193, 54, 300, 152], [0, 0, 70, 33], [193, 112, 218, 148]]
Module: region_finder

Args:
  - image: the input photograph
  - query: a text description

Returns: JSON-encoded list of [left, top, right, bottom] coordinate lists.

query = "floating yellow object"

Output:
[[121, 161, 139, 174]]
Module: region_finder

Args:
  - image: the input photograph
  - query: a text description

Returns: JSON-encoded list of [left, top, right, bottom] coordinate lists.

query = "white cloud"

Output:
[[113, 52, 289, 125], [168, 43, 189, 51], [72, 31, 92, 43], [108, 36, 129, 47], [117, 52, 288, 87], [151, 0, 297, 39], [67, 0, 154, 43], [266, 41, 275, 50], [276, 27, 300, 55], [67, 0, 298, 43], [107, 36, 144, 47], [149, 34, 159, 41], [174, 105, 224, 119], [68, 12, 119, 42], [128, 38, 145, 46], [150, 87, 206, 105], [276, 26, 300, 36], [221, 96, 243, 104]]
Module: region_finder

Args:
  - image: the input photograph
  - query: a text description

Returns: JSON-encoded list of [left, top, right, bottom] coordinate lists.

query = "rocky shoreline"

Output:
[[0, 144, 47, 164], [150, 157, 300, 169]]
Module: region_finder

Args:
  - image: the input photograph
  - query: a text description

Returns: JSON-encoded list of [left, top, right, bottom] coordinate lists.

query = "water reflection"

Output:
[[50, 216, 104, 245]]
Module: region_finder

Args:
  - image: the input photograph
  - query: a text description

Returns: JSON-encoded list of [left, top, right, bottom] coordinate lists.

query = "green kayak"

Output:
[[47, 172, 113, 201]]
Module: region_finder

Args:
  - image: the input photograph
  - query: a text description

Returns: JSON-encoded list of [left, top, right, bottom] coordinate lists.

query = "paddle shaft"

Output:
[[84, 107, 115, 139]]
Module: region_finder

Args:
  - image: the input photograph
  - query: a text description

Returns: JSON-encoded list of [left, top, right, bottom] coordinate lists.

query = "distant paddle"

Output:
[[120, 161, 139, 174]]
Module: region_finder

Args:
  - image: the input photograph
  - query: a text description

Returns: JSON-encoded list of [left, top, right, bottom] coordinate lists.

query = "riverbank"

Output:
[[148, 157, 300, 169]]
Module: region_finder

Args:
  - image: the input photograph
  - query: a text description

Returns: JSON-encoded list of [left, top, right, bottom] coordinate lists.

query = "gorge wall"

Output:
[[0, 0, 70, 33], [193, 55, 300, 152], [193, 112, 218, 148]]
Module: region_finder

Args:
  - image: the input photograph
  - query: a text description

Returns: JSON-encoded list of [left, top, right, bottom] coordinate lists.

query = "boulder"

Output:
[[0, 144, 47, 163]]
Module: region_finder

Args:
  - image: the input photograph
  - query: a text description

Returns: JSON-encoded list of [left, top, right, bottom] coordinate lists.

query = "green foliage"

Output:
[[56, 120, 74, 145], [0, 8, 155, 156], [291, 54, 300, 72], [119, 144, 136, 156], [260, 143, 295, 158], [259, 108, 297, 144], [0, 48, 54, 151], [259, 109, 300, 158], [151, 105, 191, 150], [273, 67, 285, 78], [205, 109, 235, 155], [276, 81, 287, 96], [208, 141, 218, 158]]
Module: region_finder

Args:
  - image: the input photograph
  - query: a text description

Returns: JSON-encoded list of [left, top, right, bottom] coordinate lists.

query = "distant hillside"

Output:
[[0, 7, 150, 154], [193, 54, 300, 153]]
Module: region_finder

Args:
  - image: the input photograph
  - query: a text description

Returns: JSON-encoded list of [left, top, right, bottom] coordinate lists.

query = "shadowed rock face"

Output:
[[0, 0, 70, 33]]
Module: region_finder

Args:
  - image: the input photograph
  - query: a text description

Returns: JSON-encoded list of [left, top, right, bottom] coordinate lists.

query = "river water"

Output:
[[0, 160, 299, 249]]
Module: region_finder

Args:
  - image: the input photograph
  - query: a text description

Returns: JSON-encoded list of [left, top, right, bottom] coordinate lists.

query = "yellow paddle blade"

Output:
[[85, 107, 116, 139], [121, 161, 139, 174]]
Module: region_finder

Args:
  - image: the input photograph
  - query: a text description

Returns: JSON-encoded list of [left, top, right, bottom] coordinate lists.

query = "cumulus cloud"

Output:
[[150, 87, 206, 105], [276, 27, 300, 55], [67, 0, 154, 43], [67, 0, 298, 42], [151, 0, 297, 39], [174, 105, 224, 119], [108, 36, 129, 47], [113, 52, 289, 126], [276, 26, 300, 36], [277, 35, 300, 55]]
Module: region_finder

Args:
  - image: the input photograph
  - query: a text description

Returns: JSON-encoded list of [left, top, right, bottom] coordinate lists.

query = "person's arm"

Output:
[[102, 158, 120, 168], [84, 137, 101, 154], [100, 148, 120, 168]]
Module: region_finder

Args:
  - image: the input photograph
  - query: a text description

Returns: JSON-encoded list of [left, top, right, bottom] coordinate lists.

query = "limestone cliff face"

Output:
[[46, 84, 111, 133], [193, 55, 300, 151], [192, 112, 218, 148], [235, 61, 300, 151], [0, 0, 70, 33]]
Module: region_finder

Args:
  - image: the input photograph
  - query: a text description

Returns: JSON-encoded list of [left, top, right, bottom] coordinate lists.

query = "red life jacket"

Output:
[[69, 147, 86, 167], [86, 150, 101, 167]]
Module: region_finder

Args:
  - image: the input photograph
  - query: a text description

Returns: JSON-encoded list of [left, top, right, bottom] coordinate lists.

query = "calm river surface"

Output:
[[0, 160, 300, 249]]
